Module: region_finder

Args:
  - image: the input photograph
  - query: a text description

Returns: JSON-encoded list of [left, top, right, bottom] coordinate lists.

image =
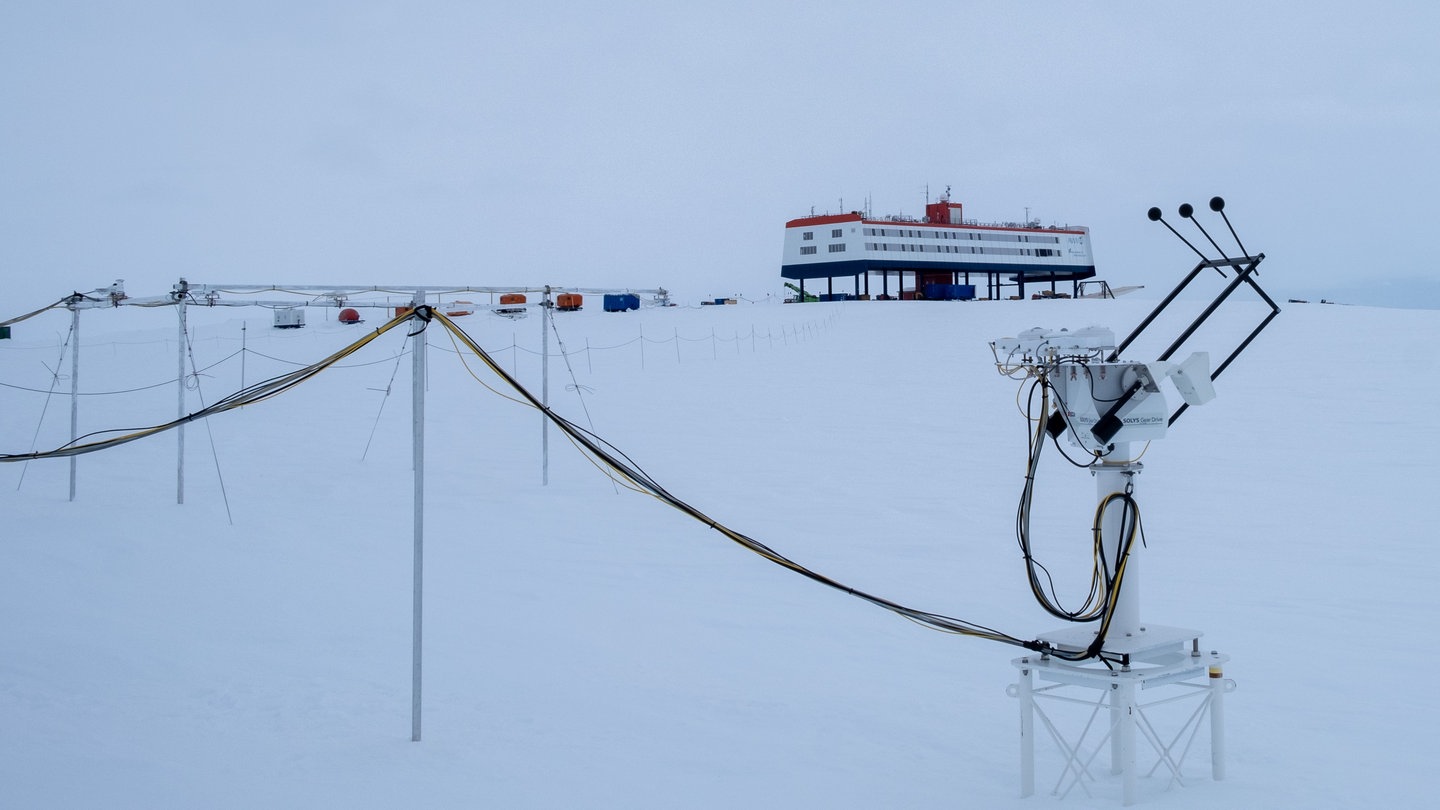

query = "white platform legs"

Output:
[[1009, 638, 1233, 805]]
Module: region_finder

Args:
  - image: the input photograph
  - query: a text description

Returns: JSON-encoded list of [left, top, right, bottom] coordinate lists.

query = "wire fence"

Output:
[[0, 310, 844, 450], [486, 312, 840, 374]]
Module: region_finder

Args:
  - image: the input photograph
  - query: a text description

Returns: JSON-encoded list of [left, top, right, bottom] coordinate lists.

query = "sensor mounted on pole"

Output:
[[995, 197, 1280, 802]]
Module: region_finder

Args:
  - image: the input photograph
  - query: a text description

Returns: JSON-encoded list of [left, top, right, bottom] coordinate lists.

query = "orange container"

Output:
[[556, 293, 583, 311], [499, 293, 526, 305]]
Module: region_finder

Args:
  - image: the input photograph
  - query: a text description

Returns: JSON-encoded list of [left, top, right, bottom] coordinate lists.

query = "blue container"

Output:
[[604, 293, 640, 312], [922, 283, 976, 301]]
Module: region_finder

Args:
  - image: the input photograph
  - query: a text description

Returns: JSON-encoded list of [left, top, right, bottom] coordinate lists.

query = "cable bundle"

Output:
[[1012, 373, 1143, 662], [4, 305, 1142, 661], [0, 309, 410, 462], [427, 309, 1043, 650]]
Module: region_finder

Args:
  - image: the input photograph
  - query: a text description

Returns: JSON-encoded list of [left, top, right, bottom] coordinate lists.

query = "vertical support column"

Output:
[[1115, 680, 1137, 806], [1110, 681, 1124, 777], [541, 286, 551, 486], [68, 304, 80, 502], [175, 280, 188, 505], [1018, 663, 1035, 798], [411, 292, 426, 742], [1210, 661, 1227, 781], [1096, 445, 1140, 639]]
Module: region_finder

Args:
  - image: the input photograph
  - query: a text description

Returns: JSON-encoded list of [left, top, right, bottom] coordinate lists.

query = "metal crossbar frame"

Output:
[[1011, 649, 1233, 806]]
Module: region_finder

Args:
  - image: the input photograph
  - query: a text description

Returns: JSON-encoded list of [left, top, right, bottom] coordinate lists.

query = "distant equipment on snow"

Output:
[[495, 293, 528, 319], [272, 308, 305, 329], [603, 293, 640, 312]]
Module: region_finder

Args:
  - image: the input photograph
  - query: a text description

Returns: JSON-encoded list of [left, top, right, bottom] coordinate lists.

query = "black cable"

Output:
[[1008, 369, 1148, 663], [0, 311, 410, 462], [432, 312, 1044, 651], [1033, 377, 1099, 469]]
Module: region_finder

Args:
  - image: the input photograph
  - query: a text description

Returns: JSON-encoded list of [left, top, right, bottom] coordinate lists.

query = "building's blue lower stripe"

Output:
[[781, 259, 1095, 282]]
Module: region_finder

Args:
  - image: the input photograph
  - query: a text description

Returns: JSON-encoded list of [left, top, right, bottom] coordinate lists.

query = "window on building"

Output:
[[828, 243, 846, 253], [803, 231, 814, 241], [831, 229, 842, 238], [800, 246, 817, 255]]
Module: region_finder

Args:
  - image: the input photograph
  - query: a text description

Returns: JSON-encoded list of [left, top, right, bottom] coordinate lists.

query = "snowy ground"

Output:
[[2, 290, 1435, 808]]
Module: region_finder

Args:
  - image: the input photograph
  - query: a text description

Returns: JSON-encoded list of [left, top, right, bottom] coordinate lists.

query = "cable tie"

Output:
[[406, 306, 433, 336]]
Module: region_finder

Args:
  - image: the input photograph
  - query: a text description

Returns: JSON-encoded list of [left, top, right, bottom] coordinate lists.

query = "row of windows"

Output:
[[863, 227, 1059, 244], [800, 245, 816, 255], [864, 243, 1059, 257]]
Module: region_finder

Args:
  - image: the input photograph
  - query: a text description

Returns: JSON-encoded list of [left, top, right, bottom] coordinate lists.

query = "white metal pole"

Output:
[[411, 293, 425, 742], [541, 286, 550, 486], [1018, 663, 1035, 798], [68, 305, 79, 501], [1117, 681, 1136, 806], [1210, 662, 1227, 780], [1096, 444, 1140, 638], [1098, 445, 1140, 795], [176, 284, 187, 505]]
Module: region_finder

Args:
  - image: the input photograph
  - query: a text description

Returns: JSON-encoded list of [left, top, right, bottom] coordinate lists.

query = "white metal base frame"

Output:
[[1009, 631, 1234, 806]]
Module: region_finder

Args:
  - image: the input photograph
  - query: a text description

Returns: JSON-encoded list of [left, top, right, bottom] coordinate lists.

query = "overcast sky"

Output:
[[3, 1, 1437, 309]]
